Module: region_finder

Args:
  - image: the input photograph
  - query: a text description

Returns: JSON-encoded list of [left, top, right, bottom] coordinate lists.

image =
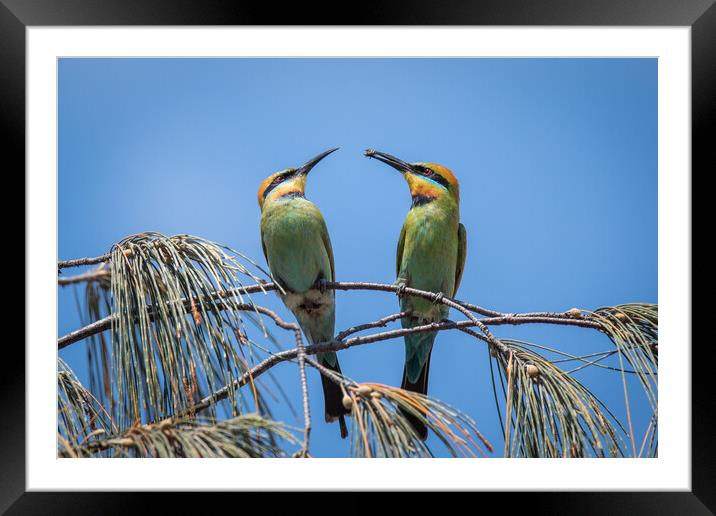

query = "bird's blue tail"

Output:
[[403, 326, 436, 386], [295, 308, 349, 438], [317, 352, 349, 439], [400, 326, 437, 440]]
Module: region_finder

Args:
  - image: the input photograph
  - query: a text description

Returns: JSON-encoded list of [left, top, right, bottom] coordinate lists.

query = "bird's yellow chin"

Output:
[[258, 175, 307, 208], [405, 174, 445, 199]]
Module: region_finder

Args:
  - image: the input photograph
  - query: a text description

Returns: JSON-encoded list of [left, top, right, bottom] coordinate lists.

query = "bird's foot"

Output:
[[292, 448, 312, 458], [314, 277, 328, 294], [395, 281, 408, 298], [431, 292, 444, 305]]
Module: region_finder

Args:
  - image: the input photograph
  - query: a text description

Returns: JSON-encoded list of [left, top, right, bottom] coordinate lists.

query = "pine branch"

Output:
[[58, 253, 111, 270], [179, 313, 601, 417], [62, 414, 296, 458], [57, 241, 657, 458], [58, 278, 610, 425], [58, 267, 110, 285], [58, 281, 602, 349]]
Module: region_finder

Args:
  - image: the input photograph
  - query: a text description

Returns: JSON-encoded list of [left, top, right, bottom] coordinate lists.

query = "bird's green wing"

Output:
[[260, 233, 269, 265], [260, 232, 283, 290], [396, 223, 406, 278], [320, 220, 336, 282], [453, 223, 467, 297]]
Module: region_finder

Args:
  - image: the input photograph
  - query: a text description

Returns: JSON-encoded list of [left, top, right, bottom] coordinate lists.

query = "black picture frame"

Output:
[[4, 0, 710, 513]]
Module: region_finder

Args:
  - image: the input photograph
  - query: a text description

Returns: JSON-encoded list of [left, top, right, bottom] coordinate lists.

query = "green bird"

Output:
[[365, 149, 466, 440], [257, 147, 349, 438]]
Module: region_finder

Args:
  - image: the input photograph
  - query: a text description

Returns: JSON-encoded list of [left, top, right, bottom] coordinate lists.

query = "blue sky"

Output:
[[58, 58, 657, 458]]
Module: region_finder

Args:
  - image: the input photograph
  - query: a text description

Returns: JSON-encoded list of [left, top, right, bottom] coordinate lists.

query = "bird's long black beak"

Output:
[[364, 149, 412, 174], [297, 147, 339, 175]]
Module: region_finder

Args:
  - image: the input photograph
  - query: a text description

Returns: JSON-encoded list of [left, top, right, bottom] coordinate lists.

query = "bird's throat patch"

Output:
[[277, 190, 305, 201], [411, 194, 437, 207]]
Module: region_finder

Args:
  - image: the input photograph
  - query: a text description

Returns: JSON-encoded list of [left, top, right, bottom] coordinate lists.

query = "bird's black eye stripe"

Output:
[[414, 166, 450, 189], [263, 172, 293, 198]]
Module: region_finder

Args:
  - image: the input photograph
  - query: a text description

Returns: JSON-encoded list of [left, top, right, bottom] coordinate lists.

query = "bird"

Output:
[[364, 148, 466, 440], [257, 147, 350, 438]]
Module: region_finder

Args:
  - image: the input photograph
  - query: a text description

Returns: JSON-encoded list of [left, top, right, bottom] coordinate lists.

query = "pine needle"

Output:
[[493, 341, 626, 458], [61, 414, 296, 458], [346, 383, 492, 458], [108, 233, 271, 428], [57, 358, 116, 455]]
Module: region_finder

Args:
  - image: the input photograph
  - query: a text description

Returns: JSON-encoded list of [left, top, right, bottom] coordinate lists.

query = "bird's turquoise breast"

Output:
[[261, 197, 332, 294]]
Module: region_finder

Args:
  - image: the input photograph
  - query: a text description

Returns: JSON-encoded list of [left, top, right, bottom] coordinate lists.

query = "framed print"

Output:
[[4, 0, 711, 512]]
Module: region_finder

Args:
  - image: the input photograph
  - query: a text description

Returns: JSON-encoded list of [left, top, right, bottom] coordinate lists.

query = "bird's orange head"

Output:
[[364, 149, 460, 205], [257, 148, 338, 209]]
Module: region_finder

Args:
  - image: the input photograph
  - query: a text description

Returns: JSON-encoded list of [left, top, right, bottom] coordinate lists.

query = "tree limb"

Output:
[[58, 277, 607, 427], [180, 314, 601, 417], [58, 254, 112, 270], [58, 268, 110, 286], [58, 281, 601, 349]]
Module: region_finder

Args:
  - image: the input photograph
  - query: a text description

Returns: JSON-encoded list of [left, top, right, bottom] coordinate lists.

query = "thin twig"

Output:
[[230, 306, 312, 456], [334, 312, 410, 341], [326, 281, 503, 318], [618, 346, 637, 457], [58, 269, 110, 286], [59, 310, 597, 352], [58, 254, 111, 270], [503, 352, 515, 457], [179, 315, 571, 417], [305, 356, 353, 387], [59, 317, 115, 349], [292, 327, 312, 457]]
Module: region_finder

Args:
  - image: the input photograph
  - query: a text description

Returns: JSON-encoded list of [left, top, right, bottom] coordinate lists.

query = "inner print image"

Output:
[[58, 58, 657, 458]]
